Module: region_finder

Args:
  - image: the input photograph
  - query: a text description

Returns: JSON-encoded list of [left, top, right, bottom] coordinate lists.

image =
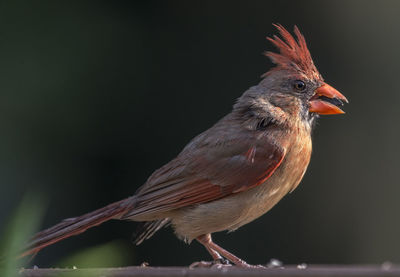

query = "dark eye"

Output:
[[293, 80, 306, 92]]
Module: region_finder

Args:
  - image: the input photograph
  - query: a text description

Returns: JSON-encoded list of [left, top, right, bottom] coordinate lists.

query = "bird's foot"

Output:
[[233, 261, 266, 269], [189, 258, 231, 269]]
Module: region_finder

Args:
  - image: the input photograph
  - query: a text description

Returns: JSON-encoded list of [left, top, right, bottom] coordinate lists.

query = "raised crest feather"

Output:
[[264, 24, 321, 79]]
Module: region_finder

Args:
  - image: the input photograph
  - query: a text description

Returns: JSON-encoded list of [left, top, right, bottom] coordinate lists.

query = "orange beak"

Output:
[[309, 83, 348, 115]]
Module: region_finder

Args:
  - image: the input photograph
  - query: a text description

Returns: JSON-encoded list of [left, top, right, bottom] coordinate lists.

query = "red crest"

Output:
[[265, 24, 321, 80]]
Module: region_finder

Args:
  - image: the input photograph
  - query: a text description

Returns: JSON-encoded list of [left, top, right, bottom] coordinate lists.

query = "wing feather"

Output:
[[123, 126, 285, 219]]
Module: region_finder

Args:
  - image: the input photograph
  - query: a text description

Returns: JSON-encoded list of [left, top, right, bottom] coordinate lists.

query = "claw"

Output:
[[189, 259, 231, 269], [189, 261, 214, 269]]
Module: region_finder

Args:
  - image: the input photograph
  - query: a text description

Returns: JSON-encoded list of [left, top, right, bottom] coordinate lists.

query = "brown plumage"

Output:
[[21, 25, 348, 267]]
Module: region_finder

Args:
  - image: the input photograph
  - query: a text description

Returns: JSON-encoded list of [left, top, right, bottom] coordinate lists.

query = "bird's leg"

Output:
[[190, 234, 230, 268], [197, 234, 229, 263], [203, 244, 226, 262], [196, 234, 261, 268]]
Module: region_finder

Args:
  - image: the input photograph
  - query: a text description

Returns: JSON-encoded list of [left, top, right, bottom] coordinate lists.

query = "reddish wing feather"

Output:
[[124, 134, 285, 219]]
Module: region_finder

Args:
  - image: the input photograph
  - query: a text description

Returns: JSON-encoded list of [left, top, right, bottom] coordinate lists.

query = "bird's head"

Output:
[[258, 24, 348, 123]]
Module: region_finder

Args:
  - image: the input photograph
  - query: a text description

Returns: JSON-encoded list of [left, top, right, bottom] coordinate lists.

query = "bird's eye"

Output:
[[293, 80, 306, 92]]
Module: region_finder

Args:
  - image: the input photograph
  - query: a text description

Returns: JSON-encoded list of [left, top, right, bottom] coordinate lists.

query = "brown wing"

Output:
[[123, 129, 285, 219]]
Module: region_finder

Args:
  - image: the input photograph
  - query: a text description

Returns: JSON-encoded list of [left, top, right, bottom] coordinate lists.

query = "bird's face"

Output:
[[259, 24, 348, 122], [262, 70, 348, 120]]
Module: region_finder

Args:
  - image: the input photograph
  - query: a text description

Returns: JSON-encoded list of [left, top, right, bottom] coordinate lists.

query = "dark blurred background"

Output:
[[0, 0, 399, 267]]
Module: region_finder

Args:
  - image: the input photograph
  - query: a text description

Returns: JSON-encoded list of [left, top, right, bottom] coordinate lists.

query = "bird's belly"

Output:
[[170, 137, 311, 242]]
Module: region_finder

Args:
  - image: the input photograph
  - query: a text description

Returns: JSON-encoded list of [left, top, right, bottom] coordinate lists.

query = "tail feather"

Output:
[[20, 196, 136, 257], [133, 218, 170, 245]]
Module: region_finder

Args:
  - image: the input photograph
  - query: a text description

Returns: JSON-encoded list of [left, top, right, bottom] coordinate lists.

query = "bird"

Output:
[[21, 24, 348, 268]]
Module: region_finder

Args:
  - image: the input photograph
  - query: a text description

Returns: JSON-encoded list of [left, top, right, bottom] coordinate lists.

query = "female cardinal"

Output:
[[21, 25, 347, 268]]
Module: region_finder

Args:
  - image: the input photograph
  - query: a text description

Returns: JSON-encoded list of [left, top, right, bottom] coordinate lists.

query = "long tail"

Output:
[[20, 196, 137, 258]]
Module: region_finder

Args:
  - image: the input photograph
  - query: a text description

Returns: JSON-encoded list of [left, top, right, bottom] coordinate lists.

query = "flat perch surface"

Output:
[[19, 264, 400, 277]]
